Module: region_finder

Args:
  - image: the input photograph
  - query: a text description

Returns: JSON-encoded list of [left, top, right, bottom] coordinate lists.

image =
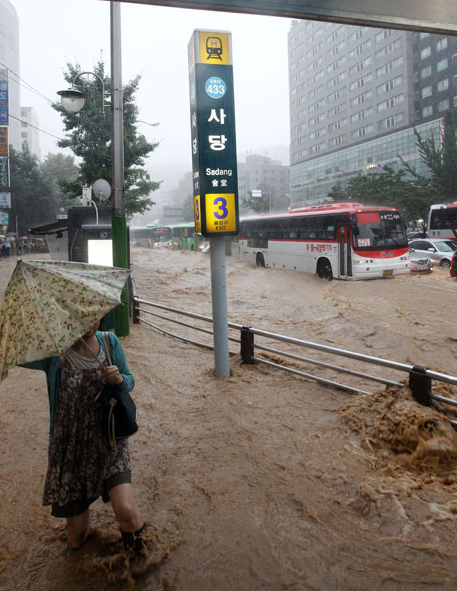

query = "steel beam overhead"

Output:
[[99, 0, 457, 35]]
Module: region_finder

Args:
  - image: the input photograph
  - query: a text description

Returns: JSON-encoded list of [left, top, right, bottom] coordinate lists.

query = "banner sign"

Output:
[[188, 29, 239, 237], [0, 157, 9, 186], [0, 76, 8, 127], [1, 212, 8, 224], [0, 192, 11, 208], [0, 127, 8, 157]]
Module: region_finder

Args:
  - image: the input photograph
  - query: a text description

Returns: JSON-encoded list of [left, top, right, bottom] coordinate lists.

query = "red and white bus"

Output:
[[427, 203, 457, 240], [238, 202, 410, 280]]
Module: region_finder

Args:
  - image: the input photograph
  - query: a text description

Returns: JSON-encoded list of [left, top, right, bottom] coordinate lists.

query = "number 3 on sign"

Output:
[[213, 196, 228, 219], [205, 193, 237, 233], [194, 195, 202, 233]]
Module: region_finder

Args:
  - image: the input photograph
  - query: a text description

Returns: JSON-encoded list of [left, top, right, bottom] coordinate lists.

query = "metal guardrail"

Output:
[[131, 285, 457, 425]]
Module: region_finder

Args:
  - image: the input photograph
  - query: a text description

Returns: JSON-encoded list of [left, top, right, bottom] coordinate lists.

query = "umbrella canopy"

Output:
[[0, 260, 130, 380]]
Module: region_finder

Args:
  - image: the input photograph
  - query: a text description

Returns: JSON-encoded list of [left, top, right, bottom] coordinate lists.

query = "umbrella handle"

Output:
[[78, 337, 106, 370]]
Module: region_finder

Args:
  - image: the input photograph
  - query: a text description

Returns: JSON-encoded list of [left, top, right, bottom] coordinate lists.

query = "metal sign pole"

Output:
[[210, 236, 230, 376]]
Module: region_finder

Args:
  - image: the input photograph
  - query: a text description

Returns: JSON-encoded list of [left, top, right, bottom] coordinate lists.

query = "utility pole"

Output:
[[110, 1, 129, 337]]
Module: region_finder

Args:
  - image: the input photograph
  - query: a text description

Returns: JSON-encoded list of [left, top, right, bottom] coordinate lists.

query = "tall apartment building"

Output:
[[0, 0, 19, 151], [288, 20, 454, 207], [20, 107, 41, 160]]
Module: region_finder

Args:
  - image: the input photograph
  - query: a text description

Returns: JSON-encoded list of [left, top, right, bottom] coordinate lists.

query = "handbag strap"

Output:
[[102, 332, 113, 366]]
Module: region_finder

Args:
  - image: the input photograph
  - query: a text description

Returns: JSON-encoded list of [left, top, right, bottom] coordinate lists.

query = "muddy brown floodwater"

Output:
[[1, 247, 457, 591]]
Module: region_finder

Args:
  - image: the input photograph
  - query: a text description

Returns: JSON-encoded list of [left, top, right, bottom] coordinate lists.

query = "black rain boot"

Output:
[[121, 523, 147, 558]]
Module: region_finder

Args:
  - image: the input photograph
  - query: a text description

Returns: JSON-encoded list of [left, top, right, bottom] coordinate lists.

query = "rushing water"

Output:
[[1, 249, 457, 590]]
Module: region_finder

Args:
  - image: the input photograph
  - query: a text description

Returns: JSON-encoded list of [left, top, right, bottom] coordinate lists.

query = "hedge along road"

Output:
[[1, 246, 457, 590]]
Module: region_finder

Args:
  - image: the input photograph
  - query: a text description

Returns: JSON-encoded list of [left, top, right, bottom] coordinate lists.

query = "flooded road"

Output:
[[1, 247, 456, 590]]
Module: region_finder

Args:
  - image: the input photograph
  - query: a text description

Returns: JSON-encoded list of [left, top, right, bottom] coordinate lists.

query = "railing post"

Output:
[[133, 297, 140, 324], [409, 365, 432, 406], [240, 326, 255, 364]]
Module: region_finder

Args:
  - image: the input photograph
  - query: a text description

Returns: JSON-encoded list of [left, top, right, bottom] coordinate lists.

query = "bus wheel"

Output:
[[256, 253, 265, 268], [318, 259, 333, 280]]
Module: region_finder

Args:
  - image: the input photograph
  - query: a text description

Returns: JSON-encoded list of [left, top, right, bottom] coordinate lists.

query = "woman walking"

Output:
[[23, 320, 149, 566]]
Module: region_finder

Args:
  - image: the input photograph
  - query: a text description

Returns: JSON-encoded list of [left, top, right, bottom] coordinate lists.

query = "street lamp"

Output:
[[57, 4, 129, 338], [57, 71, 108, 114]]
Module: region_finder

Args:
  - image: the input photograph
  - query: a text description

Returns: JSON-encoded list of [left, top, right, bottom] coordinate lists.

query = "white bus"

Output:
[[238, 202, 410, 280], [427, 203, 457, 240]]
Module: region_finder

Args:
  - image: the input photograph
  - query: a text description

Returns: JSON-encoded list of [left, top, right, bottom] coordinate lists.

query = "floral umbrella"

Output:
[[0, 259, 130, 381]]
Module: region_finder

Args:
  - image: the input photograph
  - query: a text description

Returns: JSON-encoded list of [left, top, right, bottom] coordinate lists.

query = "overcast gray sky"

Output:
[[12, 0, 292, 179]]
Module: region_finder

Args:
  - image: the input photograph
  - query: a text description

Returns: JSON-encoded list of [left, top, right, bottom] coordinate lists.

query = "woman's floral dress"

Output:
[[42, 351, 131, 508]]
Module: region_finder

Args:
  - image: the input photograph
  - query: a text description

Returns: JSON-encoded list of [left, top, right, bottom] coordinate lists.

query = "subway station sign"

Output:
[[188, 29, 239, 237]]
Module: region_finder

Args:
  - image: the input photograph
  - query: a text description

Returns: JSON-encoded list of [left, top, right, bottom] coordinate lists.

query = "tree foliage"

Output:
[[407, 111, 457, 203], [40, 152, 79, 211], [54, 60, 160, 217], [5, 146, 57, 236]]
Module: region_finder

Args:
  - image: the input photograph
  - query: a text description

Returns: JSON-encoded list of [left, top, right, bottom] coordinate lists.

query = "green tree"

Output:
[[40, 152, 79, 212], [328, 165, 438, 224], [6, 146, 56, 236], [241, 186, 274, 214], [54, 60, 160, 217], [401, 112, 457, 203]]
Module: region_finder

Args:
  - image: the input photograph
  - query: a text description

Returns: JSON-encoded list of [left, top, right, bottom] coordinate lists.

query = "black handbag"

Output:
[[95, 332, 138, 448]]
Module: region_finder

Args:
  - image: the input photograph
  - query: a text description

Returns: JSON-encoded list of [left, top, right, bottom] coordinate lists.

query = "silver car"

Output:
[[408, 248, 433, 272], [408, 238, 457, 268]]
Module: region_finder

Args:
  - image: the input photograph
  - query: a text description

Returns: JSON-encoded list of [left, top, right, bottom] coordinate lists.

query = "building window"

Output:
[[437, 58, 449, 72], [328, 88, 345, 102], [437, 38, 448, 51], [437, 78, 449, 92], [309, 113, 326, 126], [351, 124, 374, 138], [421, 66, 432, 79], [375, 38, 401, 59], [376, 75, 402, 95], [376, 56, 403, 77], [350, 90, 372, 106], [309, 128, 326, 140], [379, 113, 403, 128], [438, 99, 449, 112], [349, 57, 372, 75], [420, 46, 431, 59], [419, 32, 430, 39], [350, 106, 373, 123], [328, 118, 347, 132], [421, 85, 432, 98], [348, 39, 372, 58], [422, 105, 433, 117], [310, 142, 326, 154], [377, 93, 404, 112], [349, 73, 372, 91], [327, 103, 346, 117], [375, 29, 393, 43], [328, 134, 347, 147]]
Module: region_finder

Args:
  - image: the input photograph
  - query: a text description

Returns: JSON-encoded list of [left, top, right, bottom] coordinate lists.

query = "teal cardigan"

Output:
[[22, 331, 134, 438]]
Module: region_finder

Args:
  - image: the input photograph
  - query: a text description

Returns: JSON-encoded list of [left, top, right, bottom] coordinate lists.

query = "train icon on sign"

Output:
[[206, 37, 223, 60]]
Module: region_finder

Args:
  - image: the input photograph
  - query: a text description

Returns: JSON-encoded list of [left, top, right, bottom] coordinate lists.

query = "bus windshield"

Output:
[[353, 211, 408, 250]]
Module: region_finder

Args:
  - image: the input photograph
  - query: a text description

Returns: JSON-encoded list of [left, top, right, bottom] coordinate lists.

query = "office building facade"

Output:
[[288, 20, 456, 207]]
